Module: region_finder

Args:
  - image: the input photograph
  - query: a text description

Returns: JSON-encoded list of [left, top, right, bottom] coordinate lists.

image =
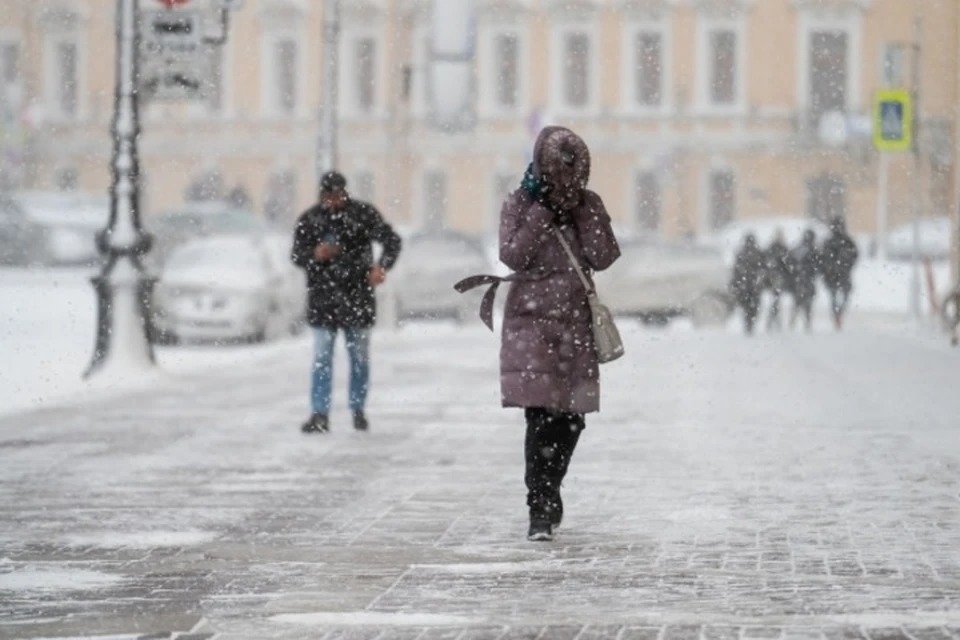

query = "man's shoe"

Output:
[[301, 413, 329, 434], [353, 411, 369, 432], [527, 518, 553, 542]]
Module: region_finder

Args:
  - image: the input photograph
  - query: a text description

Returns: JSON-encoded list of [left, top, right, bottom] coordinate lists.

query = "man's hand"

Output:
[[313, 243, 340, 262], [368, 266, 386, 287]]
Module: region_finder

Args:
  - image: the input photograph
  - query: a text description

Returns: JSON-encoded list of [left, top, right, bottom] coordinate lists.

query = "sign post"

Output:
[[872, 89, 911, 261], [873, 89, 912, 152]]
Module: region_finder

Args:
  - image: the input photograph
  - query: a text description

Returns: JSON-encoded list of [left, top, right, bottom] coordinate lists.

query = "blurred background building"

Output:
[[0, 0, 957, 245]]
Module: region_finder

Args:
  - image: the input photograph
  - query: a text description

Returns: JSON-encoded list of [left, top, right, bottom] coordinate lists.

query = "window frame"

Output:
[[260, 26, 307, 119], [796, 9, 862, 116], [550, 21, 600, 117], [0, 33, 22, 120], [340, 26, 385, 119], [478, 25, 527, 119], [409, 24, 430, 119], [694, 13, 747, 115], [633, 170, 663, 236], [186, 39, 234, 121], [620, 17, 672, 116], [43, 28, 86, 122], [419, 168, 449, 231], [704, 167, 737, 232]]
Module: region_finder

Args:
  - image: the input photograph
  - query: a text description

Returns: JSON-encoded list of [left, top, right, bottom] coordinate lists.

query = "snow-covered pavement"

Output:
[[1, 300, 959, 638]]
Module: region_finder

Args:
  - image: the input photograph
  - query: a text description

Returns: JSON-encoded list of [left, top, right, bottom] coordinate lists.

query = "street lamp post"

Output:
[[317, 0, 340, 180], [86, 0, 155, 379]]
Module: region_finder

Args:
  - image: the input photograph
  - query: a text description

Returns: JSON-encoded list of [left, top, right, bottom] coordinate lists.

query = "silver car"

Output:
[[594, 237, 733, 327], [387, 230, 491, 325], [152, 234, 306, 344]]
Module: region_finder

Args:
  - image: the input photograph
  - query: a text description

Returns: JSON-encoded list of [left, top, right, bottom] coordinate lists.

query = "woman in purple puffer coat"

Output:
[[499, 126, 620, 541]]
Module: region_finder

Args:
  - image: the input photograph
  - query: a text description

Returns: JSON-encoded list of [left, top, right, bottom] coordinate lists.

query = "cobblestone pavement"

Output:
[[1, 323, 959, 639]]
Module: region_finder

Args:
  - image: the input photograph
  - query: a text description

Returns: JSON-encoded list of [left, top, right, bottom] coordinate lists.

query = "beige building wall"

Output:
[[0, 0, 957, 259]]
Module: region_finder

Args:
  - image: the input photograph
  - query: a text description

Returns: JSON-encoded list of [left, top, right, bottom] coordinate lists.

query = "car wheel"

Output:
[[690, 292, 732, 328], [640, 312, 670, 327], [153, 331, 179, 346]]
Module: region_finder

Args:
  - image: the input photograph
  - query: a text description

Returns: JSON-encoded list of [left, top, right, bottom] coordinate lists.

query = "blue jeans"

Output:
[[311, 327, 371, 415]]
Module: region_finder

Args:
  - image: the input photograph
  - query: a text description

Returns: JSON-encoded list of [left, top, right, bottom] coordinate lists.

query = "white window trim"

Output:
[[478, 25, 528, 120], [694, 14, 747, 116], [339, 26, 386, 120], [699, 160, 737, 233], [42, 27, 86, 122], [619, 17, 673, 117], [630, 165, 664, 237], [490, 165, 518, 234], [410, 24, 429, 119], [186, 39, 235, 121], [796, 9, 862, 114], [259, 26, 308, 120], [0, 31, 23, 111], [550, 21, 601, 118], [417, 165, 448, 231]]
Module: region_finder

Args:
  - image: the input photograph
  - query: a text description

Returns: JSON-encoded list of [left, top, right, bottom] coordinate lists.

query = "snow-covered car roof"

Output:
[[13, 191, 109, 228]]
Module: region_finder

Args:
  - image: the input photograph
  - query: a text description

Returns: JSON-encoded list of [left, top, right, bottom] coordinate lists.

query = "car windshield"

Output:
[[155, 209, 263, 235], [166, 244, 261, 272]]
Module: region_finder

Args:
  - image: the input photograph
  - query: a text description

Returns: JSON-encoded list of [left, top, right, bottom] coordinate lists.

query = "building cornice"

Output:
[[687, 0, 756, 17], [791, 0, 872, 10], [33, 1, 90, 29]]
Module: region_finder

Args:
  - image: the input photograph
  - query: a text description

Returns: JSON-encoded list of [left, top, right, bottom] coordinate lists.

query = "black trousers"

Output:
[[524, 408, 585, 518]]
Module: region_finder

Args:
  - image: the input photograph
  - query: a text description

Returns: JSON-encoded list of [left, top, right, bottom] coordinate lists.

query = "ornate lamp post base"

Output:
[[86, 0, 156, 380], [86, 256, 157, 379]]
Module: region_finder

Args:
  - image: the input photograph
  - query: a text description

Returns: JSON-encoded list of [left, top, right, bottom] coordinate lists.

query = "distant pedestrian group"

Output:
[[730, 216, 860, 335]]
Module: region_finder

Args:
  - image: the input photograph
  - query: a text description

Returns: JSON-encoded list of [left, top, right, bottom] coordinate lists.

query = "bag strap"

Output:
[[552, 226, 595, 296]]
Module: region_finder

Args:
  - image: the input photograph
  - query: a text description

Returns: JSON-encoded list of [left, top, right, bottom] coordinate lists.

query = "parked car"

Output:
[[7, 191, 109, 266], [0, 197, 49, 267], [594, 237, 733, 327], [151, 234, 306, 344], [884, 216, 953, 261], [148, 202, 271, 267], [388, 230, 491, 325]]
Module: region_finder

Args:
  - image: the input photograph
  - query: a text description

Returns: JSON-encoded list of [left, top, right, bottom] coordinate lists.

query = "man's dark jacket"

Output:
[[291, 199, 402, 328]]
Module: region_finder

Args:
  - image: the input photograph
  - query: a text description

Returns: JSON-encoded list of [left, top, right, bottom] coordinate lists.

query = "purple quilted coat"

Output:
[[499, 127, 620, 414]]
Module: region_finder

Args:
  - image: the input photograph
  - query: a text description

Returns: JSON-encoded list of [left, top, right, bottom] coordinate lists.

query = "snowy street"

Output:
[[1, 285, 959, 638]]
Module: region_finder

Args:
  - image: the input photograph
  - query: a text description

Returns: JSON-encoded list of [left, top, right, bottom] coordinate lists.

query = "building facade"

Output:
[[0, 0, 957, 245]]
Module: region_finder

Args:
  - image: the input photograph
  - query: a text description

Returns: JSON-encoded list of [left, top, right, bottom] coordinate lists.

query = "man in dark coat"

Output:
[[291, 171, 402, 434], [730, 233, 767, 335], [765, 229, 791, 331], [820, 216, 859, 330], [499, 126, 620, 542], [788, 229, 820, 332]]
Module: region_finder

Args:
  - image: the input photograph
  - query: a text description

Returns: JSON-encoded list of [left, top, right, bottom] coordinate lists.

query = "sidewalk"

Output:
[[1, 322, 959, 639]]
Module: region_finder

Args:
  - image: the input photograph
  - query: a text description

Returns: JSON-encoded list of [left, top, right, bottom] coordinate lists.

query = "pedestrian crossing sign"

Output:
[[873, 89, 911, 151]]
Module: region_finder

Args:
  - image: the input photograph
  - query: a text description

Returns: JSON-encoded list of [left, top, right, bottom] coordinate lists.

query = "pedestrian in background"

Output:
[[490, 126, 620, 542], [730, 233, 767, 335], [291, 171, 402, 434], [765, 229, 791, 331], [820, 216, 859, 331], [788, 229, 820, 332]]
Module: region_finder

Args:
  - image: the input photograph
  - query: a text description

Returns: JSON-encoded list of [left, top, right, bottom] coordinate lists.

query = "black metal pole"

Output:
[[85, 0, 155, 379]]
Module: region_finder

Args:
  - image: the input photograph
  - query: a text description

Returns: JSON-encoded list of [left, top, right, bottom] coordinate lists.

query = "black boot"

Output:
[[527, 516, 553, 541], [353, 411, 369, 431], [524, 409, 584, 538], [301, 413, 329, 434]]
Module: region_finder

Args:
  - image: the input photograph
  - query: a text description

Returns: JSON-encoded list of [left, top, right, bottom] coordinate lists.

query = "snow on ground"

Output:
[[1, 263, 959, 638], [0, 566, 123, 593], [0, 267, 309, 417], [0, 259, 953, 418]]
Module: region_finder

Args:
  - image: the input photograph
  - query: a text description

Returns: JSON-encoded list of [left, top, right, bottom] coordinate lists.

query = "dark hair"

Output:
[[320, 170, 347, 193]]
